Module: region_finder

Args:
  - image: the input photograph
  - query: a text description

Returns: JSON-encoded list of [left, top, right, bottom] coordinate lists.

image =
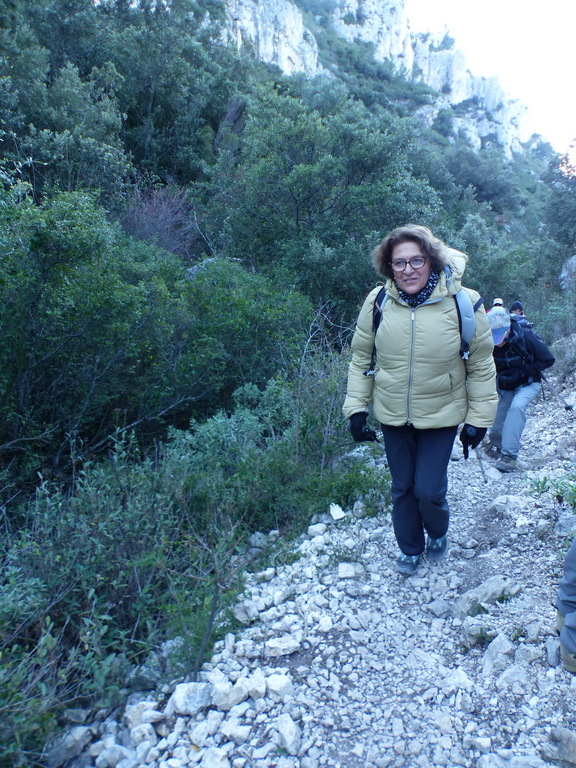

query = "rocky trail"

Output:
[[49, 376, 576, 768]]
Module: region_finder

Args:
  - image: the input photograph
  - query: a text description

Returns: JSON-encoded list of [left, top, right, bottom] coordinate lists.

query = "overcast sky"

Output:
[[403, 0, 576, 155]]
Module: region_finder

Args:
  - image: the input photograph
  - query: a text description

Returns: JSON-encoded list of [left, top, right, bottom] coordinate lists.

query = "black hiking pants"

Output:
[[381, 424, 458, 556]]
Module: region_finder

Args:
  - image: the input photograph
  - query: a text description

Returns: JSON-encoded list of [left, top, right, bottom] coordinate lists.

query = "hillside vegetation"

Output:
[[1, 1, 576, 764]]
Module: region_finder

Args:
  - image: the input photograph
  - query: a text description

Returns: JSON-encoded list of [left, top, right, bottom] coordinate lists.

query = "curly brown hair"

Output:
[[372, 224, 447, 279]]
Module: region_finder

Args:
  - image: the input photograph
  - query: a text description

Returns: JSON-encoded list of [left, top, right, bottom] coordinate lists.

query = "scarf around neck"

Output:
[[396, 271, 440, 308]]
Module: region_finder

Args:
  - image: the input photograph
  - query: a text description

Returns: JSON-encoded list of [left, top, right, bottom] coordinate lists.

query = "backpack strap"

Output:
[[456, 292, 483, 359], [509, 323, 532, 361], [363, 287, 481, 375], [372, 285, 388, 332], [363, 286, 388, 376]]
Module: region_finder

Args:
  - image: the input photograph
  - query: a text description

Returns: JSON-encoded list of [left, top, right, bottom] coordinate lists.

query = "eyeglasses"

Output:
[[391, 256, 427, 272]]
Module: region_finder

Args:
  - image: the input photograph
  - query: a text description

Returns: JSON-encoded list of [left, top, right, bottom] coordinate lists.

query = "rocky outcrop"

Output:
[[223, 0, 319, 75], [560, 255, 576, 291], [330, 0, 413, 65], [220, 0, 531, 157]]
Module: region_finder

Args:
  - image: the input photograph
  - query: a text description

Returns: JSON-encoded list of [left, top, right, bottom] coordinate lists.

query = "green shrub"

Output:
[[1, 338, 391, 761], [530, 467, 576, 510], [0, 440, 245, 761], [1, 633, 59, 767]]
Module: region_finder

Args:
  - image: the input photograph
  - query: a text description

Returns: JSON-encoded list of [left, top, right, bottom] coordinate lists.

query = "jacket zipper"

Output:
[[406, 308, 416, 425]]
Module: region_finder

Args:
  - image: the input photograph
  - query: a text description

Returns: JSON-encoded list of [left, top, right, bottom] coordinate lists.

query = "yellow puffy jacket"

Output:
[[342, 253, 498, 429]]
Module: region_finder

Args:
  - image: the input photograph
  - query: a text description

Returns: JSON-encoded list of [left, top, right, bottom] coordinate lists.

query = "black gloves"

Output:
[[459, 424, 487, 459], [349, 412, 378, 443]]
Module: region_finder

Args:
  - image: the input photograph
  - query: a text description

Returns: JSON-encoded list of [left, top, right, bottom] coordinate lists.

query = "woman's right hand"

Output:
[[349, 412, 378, 442]]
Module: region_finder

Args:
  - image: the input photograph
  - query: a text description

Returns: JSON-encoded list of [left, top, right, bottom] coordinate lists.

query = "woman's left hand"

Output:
[[459, 424, 487, 458]]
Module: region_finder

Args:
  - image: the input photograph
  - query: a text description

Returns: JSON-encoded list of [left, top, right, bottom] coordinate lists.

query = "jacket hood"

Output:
[[443, 247, 468, 284]]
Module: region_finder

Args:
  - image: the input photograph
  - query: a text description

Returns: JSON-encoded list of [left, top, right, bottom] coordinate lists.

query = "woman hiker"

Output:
[[343, 224, 498, 575]]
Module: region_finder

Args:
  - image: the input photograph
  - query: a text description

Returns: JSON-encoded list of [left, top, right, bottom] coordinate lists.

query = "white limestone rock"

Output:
[[329, 503, 346, 520], [246, 668, 267, 699], [189, 711, 225, 748], [541, 726, 576, 766], [211, 678, 250, 711], [232, 599, 262, 624], [440, 667, 473, 695], [129, 722, 157, 746], [490, 494, 530, 519], [555, 514, 576, 536], [221, 0, 530, 156], [273, 713, 301, 756], [46, 727, 96, 768], [481, 633, 516, 676], [317, 615, 333, 632], [477, 756, 550, 767], [495, 663, 529, 691], [164, 683, 213, 717], [515, 644, 542, 666], [223, 0, 318, 75], [94, 745, 135, 768], [453, 576, 521, 618], [307, 523, 327, 537], [461, 616, 498, 646], [264, 633, 302, 658], [220, 717, 251, 744], [560, 255, 576, 291], [199, 746, 231, 768], [337, 562, 365, 578]]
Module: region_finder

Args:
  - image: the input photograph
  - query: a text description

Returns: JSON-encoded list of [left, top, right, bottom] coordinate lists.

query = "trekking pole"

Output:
[[540, 373, 574, 411], [474, 448, 488, 484], [463, 425, 488, 483]]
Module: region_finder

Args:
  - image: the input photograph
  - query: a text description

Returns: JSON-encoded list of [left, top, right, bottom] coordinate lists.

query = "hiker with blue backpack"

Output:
[[343, 225, 498, 576]]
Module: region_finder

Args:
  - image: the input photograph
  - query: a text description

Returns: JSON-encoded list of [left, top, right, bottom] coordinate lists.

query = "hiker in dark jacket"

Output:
[[509, 300, 533, 328], [484, 307, 555, 472]]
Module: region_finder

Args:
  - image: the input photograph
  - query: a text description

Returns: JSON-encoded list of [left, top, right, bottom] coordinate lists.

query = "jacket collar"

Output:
[[386, 267, 454, 305]]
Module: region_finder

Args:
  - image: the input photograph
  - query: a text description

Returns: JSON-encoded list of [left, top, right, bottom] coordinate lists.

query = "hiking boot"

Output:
[[561, 644, 576, 674], [427, 534, 448, 562], [397, 552, 421, 575], [495, 455, 517, 472], [483, 440, 502, 459]]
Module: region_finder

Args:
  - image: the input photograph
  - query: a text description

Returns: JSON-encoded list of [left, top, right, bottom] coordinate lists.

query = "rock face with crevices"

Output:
[[47, 371, 576, 768], [220, 0, 531, 157]]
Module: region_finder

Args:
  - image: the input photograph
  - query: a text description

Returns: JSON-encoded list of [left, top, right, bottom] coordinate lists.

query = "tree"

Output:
[[444, 144, 522, 215], [200, 79, 443, 317]]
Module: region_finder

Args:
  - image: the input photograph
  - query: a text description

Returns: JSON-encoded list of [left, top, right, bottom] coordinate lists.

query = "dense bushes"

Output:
[[0, 188, 313, 485], [0, 354, 390, 765]]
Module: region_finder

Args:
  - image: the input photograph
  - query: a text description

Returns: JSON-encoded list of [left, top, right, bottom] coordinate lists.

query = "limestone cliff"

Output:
[[224, 0, 318, 75], [221, 0, 531, 157]]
